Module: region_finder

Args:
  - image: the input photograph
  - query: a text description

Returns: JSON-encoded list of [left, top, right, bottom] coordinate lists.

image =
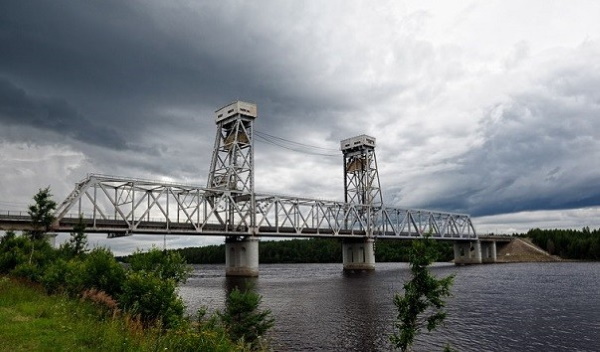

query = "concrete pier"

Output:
[[225, 236, 259, 277], [342, 238, 375, 271], [481, 240, 497, 263], [454, 240, 483, 264]]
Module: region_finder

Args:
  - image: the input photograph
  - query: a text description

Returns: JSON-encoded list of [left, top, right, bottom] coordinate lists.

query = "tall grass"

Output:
[[0, 276, 246, 352]]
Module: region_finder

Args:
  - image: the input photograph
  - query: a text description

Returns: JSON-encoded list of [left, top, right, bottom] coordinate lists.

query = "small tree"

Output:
[[119, 270, 185, 328], [61, 215, 88, 257], [118, 247, 191, 328], [390, 236, 455, 351], [219, 285, 274, 348], [27, 187, 57, 241]]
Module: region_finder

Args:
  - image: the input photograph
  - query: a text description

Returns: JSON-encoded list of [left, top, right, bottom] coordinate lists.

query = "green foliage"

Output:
[[219, 285, 274, 348], [260, 238, 342, 263], [40, 247, 125, 297], [390, 236, 455, 351], [60, 215, 88, 258], [528, 227, 600, 260], [118, 247, 191, 328], [119, 270, 185, 329], [0, 231, 29, 273], [0, 232, 55, 280], [26, 187, 57, 240], [80, 247, 126, 297], [0, 277, 245, 352], [127, 247, 191, 284]]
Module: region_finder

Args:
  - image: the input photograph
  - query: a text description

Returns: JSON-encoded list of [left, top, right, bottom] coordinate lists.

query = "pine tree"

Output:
[[219, 285, 274, 348], [27, 187, 57, 241]]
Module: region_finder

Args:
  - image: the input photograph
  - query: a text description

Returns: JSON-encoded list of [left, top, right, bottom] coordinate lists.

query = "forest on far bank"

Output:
[[165, 227, 600, 264], [527, 227, 600, 260], [171, 238, 454, 265]]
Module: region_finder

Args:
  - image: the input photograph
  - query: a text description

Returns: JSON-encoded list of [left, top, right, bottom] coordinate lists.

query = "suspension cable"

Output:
[[254, 130, 340, 157]]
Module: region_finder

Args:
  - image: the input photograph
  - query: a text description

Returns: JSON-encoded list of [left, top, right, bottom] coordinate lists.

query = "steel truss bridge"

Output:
[[41, 174, 475, 240], [0, 101, 477, 241]]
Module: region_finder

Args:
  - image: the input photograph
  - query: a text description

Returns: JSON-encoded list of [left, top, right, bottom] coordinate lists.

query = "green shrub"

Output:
[[0, 232, 30, 273], [127, 247, 190, 284], [119, 270, 184, 329], [11, 262, 42, 281], [80, 247, 126, 297], [41, 258, 85, 295]]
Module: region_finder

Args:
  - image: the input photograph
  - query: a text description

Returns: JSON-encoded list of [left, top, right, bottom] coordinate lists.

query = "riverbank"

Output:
[[0, 276, 245, 352]]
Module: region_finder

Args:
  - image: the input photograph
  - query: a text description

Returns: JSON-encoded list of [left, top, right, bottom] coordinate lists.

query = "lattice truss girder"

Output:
[[254, 194, 476, 239], [54, 175, 476, 238], [53, 175, 254, 234], [207, 117, 253, 193], [343, 149, 382, 207]]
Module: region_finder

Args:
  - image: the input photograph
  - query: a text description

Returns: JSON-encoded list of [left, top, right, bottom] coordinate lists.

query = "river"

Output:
[[179, 262, 600, 351]]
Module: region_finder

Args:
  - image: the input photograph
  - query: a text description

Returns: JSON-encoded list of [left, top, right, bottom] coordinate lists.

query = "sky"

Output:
[[1, 1, 599, 255]]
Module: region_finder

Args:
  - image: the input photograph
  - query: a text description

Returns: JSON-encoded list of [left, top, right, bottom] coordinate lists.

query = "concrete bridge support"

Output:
[[454, 240, 482, 265], [225, 236, 259, 277], [342, 238, 375, 271], [480, 240, 497, 263]]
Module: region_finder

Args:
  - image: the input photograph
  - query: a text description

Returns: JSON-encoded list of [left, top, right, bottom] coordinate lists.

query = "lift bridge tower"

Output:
[[208, 101, 259, 276], [340, 134, 382, 271]]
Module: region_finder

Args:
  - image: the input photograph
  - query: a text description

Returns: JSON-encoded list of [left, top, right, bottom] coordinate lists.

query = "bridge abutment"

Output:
[[454, 240, 482, 265], [225, 236, 259, 277], [342, 238, 375, 271]]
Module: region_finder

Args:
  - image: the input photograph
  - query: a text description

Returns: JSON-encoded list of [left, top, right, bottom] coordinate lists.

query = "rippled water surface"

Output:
[[179, 262, 600, 351]]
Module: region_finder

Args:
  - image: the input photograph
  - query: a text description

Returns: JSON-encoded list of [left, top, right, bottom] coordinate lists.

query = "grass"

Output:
[[0, 276, 247, 352]]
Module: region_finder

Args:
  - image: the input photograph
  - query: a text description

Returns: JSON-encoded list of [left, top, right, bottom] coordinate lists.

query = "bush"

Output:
[[127, 247, 190, 284], [0, 234, 56, 281], [0, 232, 30, 273], [11, 262, 42, 281], [119, 270, 184, 329], [41, 258, 86, 295], [80, 248, 126, 297]]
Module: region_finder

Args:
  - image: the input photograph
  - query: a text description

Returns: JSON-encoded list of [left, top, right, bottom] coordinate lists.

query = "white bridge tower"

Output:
[[340, 134, 382, 271], [208, 101, 259, 276]]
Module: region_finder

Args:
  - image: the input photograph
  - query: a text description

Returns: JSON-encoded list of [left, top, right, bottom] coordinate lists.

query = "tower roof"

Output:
[[340, 134, 376, 152], [215, 101, 257, 123]]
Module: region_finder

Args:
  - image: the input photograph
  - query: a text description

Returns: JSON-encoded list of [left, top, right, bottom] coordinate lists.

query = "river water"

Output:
[[179, 262, 600, 351]]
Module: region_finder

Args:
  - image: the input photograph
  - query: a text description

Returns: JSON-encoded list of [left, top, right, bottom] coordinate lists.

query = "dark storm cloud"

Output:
[[0, 78, 127, 149], [0, 1, 350, 148]]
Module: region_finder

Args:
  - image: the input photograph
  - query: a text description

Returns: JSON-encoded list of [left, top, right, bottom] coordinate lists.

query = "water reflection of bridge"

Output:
[[0, 101, 494, 276]]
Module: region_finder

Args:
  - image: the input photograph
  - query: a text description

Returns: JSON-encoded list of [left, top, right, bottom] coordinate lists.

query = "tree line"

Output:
[[171, 238, 455, 264], [527, 227, 600, 260]]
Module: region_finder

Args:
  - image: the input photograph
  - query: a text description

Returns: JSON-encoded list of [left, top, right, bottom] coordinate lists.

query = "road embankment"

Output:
[[496, 238, 562, 262]]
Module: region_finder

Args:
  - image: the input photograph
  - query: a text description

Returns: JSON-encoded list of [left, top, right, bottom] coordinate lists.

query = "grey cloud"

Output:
[[0, 78, 128, 149], [407, 61, 600, 216], [0, 1, 357, 149]]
